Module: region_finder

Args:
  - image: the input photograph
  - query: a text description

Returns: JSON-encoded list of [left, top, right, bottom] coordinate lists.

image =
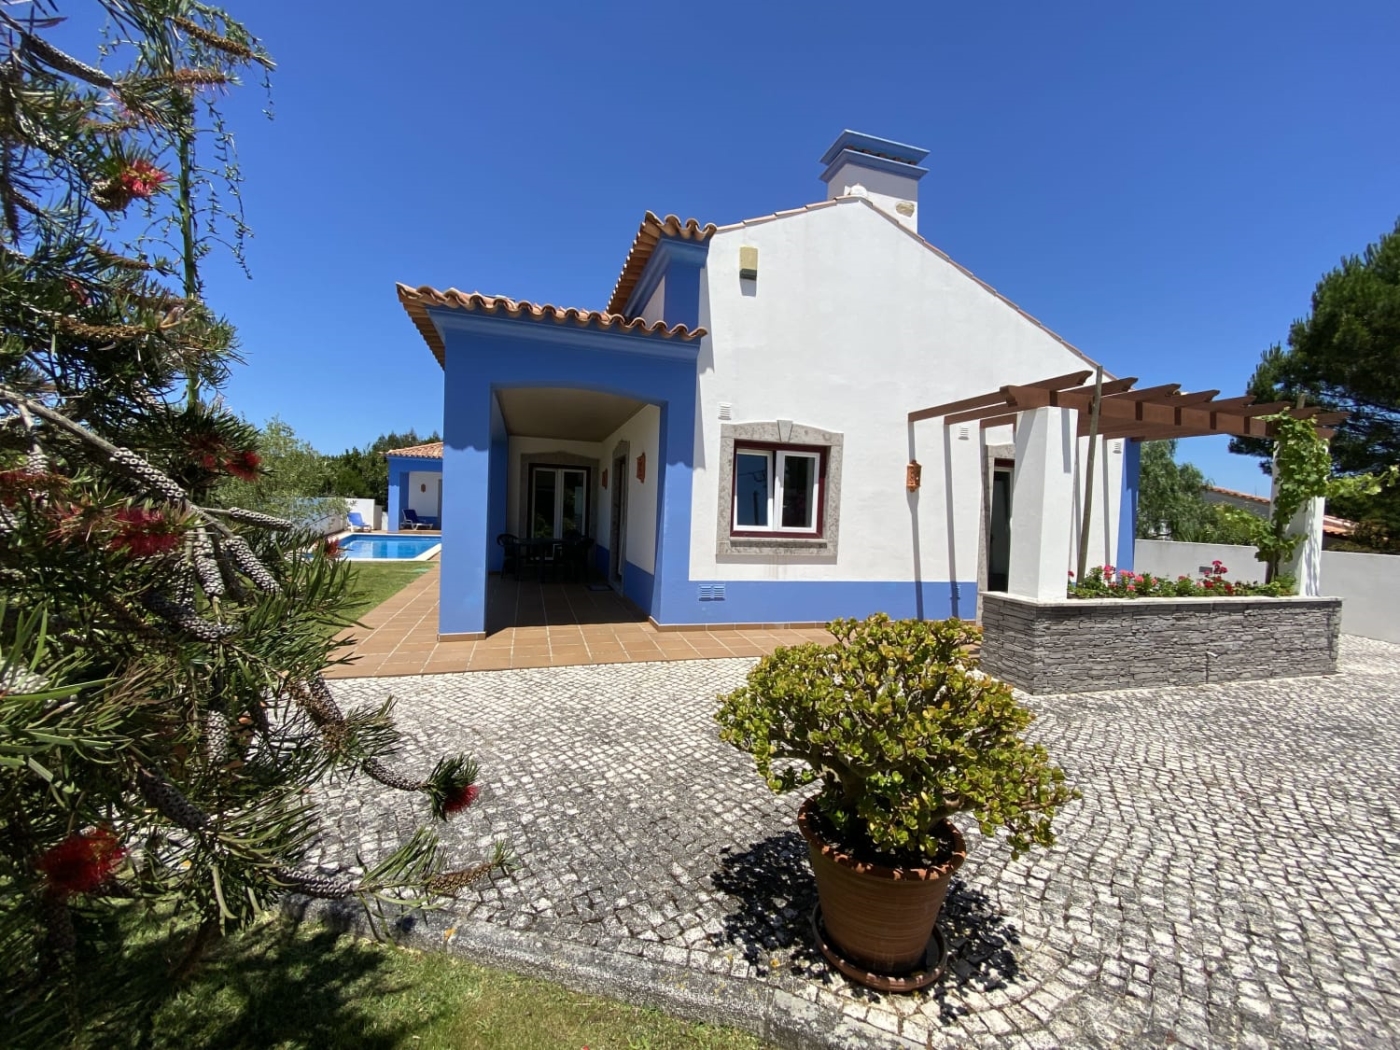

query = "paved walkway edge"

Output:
[[287, 897, 914, 1050]]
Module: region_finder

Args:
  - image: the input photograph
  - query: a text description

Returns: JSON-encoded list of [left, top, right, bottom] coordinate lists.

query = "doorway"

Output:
[[528, 465, 589, 540], [609, 453, 627, 587], [987, 464, 1013, 593]]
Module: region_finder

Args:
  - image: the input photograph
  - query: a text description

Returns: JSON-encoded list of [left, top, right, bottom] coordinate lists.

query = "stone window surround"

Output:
[[717, 422, 843, 558]]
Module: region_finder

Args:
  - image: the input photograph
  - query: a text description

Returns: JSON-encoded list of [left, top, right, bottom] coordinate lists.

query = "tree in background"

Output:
[[328, 428, 440, 501], [1232, 219, 1400, 549], [217, 415, 344, 524], [1136, 441, 1255, 544], [0, 5, 498, 1037]]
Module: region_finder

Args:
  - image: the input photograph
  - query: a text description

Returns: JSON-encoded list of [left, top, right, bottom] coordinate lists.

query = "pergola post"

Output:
[[1008, 406, 1079, 600], [1278, 493, 1326, 597]]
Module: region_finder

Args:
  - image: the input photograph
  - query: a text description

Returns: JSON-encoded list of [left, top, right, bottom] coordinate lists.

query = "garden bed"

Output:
[[981, 591, 1342, 694]]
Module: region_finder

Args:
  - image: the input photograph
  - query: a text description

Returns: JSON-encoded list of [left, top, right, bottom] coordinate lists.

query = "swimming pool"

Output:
[[337, 535, 441, 560]]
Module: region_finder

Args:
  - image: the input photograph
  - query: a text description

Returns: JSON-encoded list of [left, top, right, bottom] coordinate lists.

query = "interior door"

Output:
[[529, 468, 558, 539], [988, 467, 1013, 592]]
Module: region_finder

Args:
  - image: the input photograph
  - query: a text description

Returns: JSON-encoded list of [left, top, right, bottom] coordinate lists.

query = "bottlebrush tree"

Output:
[[0, 2, 501, 1034]]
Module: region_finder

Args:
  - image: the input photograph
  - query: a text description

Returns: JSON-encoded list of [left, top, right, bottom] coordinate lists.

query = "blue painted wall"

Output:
[[671, 580, 975, 627], [385, 454, 442, 532], [435, 310, 700, 636], [1116, 439, 1141, 571]]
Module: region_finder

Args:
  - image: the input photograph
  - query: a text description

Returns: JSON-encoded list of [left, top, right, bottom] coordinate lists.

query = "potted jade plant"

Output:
[[716, 614, 1077, 991]]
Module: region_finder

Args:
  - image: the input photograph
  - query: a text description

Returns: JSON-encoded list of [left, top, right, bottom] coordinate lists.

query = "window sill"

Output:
[[720, 535, 832, 556]]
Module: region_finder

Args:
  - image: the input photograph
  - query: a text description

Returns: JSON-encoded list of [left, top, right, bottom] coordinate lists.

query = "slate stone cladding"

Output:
[[981, 592, 1341, 694]]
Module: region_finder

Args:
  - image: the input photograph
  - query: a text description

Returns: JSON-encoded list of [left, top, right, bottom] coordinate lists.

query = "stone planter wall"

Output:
[[981, 592, 1342, 694]]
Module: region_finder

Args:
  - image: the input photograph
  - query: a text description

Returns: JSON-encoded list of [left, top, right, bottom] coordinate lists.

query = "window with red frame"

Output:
[[731, 445, 824, 535]]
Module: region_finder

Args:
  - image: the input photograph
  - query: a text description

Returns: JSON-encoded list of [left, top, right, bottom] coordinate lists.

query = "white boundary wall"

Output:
[[1135, 539, 1400, 644]]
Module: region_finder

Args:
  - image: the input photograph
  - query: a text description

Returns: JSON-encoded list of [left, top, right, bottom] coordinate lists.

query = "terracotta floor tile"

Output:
[[511, 644, 552, 658], [510, 652, 553, 668], [467, 655, 511, 670]]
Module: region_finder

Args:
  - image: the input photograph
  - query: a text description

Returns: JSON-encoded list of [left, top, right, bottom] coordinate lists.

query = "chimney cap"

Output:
[[818, 130, 929, 168]]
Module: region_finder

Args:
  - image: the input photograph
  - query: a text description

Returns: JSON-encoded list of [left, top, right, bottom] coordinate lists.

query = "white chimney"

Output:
[[818, 130, 929, 233]]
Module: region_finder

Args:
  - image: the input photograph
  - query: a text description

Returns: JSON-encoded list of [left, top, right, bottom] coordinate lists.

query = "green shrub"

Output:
[[715, 614, 1077, 863]]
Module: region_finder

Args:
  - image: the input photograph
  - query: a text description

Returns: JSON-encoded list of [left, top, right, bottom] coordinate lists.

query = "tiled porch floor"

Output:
[[325, 565, 833, 678]]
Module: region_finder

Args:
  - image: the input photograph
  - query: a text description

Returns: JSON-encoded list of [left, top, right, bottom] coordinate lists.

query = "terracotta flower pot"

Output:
[[797, 797, 966, 977]]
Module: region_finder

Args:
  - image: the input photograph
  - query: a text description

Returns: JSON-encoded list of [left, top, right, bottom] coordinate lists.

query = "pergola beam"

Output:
[[908, 370, 1092, 423], [909, 376, 1344, 443]]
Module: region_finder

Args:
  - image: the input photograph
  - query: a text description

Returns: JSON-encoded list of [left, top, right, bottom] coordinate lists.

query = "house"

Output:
[[395, 131, 1135, 639], [1203, 485, 1356, 540]]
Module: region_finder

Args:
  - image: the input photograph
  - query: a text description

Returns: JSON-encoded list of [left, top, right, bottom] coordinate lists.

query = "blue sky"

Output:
[[134, 1, 1399, 494]]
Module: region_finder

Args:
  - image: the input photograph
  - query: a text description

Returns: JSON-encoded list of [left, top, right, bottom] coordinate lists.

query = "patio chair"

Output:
[[346, 511, 372, 533], [400, 508, 432, 530], [562, 534, 594, 582], [496, 533, 522, 579]]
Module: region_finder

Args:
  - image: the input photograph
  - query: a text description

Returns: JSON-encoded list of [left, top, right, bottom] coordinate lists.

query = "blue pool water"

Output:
[[338, 535, 440, 560]]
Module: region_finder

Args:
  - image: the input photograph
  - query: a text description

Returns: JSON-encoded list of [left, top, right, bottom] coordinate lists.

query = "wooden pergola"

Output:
[[908, 370, 1346, 441]]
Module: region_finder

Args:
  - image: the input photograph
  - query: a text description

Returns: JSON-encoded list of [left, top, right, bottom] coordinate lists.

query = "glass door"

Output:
[[529, 466, 590, 539]]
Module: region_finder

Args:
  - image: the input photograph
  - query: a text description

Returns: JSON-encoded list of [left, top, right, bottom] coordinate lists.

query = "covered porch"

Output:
[[385, 442, 443, 532], [325, 565, 831, 677]]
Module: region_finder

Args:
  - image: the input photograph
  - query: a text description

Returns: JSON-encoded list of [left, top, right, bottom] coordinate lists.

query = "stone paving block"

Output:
[[308, 637, 1400, 1049]]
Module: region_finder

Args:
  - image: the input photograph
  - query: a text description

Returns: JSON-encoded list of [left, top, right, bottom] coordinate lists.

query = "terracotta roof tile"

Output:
[[397, 285, 707, 368], [383, 441, 443, 459], [605, 211, 717, 316]]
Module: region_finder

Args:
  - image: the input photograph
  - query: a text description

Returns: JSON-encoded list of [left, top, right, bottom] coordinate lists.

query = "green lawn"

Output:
[[48, 913, 771, 1050], [345, 561, 436, 620]]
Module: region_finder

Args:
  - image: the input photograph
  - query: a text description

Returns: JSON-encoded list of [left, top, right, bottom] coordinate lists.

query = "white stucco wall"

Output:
[[505, 436, 603, 536], [344, 497, 382, 530], [407, 471, 441, 520], [691, 197, 1119, 588], [1136, 540, 1400, 643], [1321, 550, 1400, 644], [596, 404, 660, 576], [1134, 540, 1261, 581]]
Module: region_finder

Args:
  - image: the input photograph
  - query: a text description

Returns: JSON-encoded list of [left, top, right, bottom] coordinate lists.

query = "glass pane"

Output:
[[780, 454, 816, 529], [561, 470, 587, 536], [531, 469, 557, 538], [734, 452, 769, 528]]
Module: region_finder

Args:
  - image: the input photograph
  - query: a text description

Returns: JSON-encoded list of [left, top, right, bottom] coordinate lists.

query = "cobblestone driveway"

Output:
[[315, 637, 1400, 1049]]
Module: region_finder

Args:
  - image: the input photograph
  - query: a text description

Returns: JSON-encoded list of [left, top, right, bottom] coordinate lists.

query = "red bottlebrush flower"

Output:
[[63, 277, 91, 306], [322, 537, 342, 559], [223, 450, 261, 482], [118, 159, 169, 199], [110, 507, 182, 557], [36, 828, 125, 898], [443, 782, 479, 816]]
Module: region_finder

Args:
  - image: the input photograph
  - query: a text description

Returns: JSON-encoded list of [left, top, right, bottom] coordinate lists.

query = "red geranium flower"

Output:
[[36, 827, 125, 897], [322, 537, 342, 559], [223, 450, 262, 482], [443, 783, 479, 815], [118, 159, 168, 199]]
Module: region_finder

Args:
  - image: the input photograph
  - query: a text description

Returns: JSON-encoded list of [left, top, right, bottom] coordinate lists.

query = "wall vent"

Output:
[[958, 425, 970, 441], [1112, 440, 1123, 454], [698, 584, 727, 602], [718, 403, 732, 421]]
